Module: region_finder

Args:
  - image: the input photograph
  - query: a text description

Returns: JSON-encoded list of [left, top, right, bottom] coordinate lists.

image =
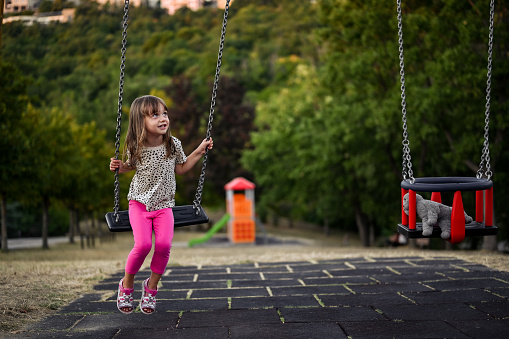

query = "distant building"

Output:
[[3, 0, 81, 14], [95, 0, 233, 14], [2, 8, 76, 25], [2, 0, 234, 18], [161, 0, 201, 15], [162, 0, 233, 14], [93, 0, 159, 8], [216, 0, 231, 9], [3, 0, 41, 13]]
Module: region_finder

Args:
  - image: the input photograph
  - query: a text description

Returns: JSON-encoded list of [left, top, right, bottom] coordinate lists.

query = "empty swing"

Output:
[[105, 0, 231, 232], [395, 0, 498, 244]]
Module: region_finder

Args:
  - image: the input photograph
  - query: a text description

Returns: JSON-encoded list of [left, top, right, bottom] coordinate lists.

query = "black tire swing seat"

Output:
[[395, 0, 497, 244], [105, 0, 231, 232]]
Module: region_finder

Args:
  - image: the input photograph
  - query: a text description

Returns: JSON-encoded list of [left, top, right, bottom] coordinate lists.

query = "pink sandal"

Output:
[[117, 279, 134, 314], [140, 278, 157, 314]]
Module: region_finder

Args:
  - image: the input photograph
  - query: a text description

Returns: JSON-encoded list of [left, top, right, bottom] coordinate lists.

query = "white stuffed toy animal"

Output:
[[403, 193, 473, 239]]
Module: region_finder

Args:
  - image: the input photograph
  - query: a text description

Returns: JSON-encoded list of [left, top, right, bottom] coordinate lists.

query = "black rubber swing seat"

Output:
[[398, 222, 498, 239], [105, 205, 209, 232]]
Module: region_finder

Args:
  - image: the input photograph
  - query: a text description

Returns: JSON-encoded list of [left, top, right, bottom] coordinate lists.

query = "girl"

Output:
[[109, 95, 213, 314]]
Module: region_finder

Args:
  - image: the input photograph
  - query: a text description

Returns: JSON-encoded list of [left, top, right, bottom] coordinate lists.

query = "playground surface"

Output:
[[12, 252, 509, 338]]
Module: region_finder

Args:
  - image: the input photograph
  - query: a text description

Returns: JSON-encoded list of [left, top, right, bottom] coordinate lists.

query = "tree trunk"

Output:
[[1, 192, 8, 252], [482, 213, 498, 251], [482, 236, 498, 251], [42, 196, 50, 249], [482, 204, 498, 251], [68, 208, 75, 244], [323, 217, 330, 236], [91, 212, 96, 248], [354, 205, 370, 247], [408, 239, 418, 249], [369, 223, 375, 246], [85, 212, 91, 248]]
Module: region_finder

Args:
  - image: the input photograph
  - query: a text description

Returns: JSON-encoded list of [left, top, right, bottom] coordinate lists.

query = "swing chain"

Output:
[[193, 0, 230, 213], [477, 0, 494, 181], [396, 0, 414, 184], [114, 0, 130, 222]]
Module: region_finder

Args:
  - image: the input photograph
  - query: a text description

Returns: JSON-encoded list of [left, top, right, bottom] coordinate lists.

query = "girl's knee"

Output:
[[153, 241, 171, 256], [133, 241, 152, 256]]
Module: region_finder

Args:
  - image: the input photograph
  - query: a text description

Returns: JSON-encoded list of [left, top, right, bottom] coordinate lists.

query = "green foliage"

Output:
[[38, 1, 53, 13], [1, 0, 508, 246], [0, 61, 31, 196], [244, 0, 509, 245]]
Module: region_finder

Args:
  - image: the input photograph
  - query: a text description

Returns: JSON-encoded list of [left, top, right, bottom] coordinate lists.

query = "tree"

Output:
[[164, 74, 255, 205], [165, 75, 208, 203], [52, 0, 64, 12], [204, 76, 255, 199], [22, 107, 76, 249], [242, 65, 336, 226], [0, 61, 30, 252], [61, 121, 111, 243], [38, 0, 53, 13]]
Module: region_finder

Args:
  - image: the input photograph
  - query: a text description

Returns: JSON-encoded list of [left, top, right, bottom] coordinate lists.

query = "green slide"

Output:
[[188, 214, 230, 247]]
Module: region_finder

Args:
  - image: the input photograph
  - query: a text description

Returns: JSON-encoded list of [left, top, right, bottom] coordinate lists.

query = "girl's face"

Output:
[[144, 103, 169, 139]]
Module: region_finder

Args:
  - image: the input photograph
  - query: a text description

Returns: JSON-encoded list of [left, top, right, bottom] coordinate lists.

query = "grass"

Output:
[[0, 236, 128, 332], [1, 225, 508, 334]]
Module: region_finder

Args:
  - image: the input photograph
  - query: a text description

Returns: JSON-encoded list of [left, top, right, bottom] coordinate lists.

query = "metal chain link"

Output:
[[193, 0, 230, 213], [114, 0, 130, 222], [396, 0, 414, 184], [477, 0, 495, 180]]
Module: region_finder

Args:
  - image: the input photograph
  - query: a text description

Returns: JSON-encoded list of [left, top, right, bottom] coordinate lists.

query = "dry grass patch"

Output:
[[0, 237, 129, 333]]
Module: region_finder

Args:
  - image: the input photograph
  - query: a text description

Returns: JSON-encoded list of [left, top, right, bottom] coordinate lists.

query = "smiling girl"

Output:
[[109, 95, 213, 314]]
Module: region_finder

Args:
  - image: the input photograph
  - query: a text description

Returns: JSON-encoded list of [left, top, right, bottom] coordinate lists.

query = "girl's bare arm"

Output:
[[175, 138, 213, 175]]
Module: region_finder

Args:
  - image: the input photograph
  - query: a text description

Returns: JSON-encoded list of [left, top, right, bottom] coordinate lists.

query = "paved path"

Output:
[[6, 237, 68, 250], [19, 256, 509, 338]]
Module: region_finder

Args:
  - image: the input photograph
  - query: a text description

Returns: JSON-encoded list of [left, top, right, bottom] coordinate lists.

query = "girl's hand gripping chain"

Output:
[[110, 158, 130, 174], [197, 138, 213, 155]]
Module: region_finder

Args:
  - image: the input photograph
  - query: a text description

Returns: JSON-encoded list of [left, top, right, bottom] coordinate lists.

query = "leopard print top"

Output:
[[127, 137, 187, 212]]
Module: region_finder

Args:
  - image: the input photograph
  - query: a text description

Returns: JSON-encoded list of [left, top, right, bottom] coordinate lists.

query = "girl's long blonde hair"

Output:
[[123, 95, 175, 167]]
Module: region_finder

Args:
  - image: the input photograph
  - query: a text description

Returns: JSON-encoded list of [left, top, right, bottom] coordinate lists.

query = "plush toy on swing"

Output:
[[395, 0, 498, 244], [402, 192, 474, 240], [105, 0, 231, 232]]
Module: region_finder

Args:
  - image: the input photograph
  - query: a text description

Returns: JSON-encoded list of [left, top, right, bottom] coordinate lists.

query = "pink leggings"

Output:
[[125, 200, 174, 275]]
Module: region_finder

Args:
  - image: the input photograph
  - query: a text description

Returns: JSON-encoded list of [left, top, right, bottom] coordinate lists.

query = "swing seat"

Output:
[[105, 205, 209, 232], [399, 177, 497, 244], [398, 221, 498, 240]]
